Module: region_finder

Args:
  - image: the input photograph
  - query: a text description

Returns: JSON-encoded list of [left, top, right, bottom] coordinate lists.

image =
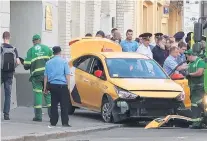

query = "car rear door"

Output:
[[70, 55, 93, 107]]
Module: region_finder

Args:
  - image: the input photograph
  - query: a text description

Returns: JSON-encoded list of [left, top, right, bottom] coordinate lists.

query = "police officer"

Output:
[[173, 31, 185, 46], [185, 49, 206, 128], [136, 33, 153, 58], [44, 46, 71, 127], [151, 33, 163, 47], [24, 34, 53, 122]]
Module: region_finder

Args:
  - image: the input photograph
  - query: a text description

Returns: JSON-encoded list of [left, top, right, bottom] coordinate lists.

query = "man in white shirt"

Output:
[[136, 33, 153, 59]]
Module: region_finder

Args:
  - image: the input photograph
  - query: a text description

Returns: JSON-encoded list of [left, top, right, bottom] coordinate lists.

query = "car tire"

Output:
[[68, 106, 76, 115], [101, 97, 113, 123]]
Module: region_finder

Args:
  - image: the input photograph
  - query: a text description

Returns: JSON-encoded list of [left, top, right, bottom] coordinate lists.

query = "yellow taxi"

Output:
[[68, 37, 187, 123]]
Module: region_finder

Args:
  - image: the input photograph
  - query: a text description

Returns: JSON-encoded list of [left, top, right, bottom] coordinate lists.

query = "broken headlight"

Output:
[[176, 91, 185, 101], [114, 86, 137, 99]]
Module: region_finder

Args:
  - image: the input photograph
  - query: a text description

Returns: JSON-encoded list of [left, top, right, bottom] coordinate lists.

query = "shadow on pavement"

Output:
[[73, 110, 103, 122]]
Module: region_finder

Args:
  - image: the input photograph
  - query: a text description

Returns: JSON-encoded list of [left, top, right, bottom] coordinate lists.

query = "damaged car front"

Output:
[[105, 57, 186, 123]]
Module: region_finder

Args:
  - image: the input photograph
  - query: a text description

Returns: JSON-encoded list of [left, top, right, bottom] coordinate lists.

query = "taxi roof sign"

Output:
[[101, 47, 113, 52]]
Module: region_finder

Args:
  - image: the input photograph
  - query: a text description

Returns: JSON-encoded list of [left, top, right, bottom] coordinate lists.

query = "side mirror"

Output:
[[171, 73, 184, 80], [94, 70, 103, 78]]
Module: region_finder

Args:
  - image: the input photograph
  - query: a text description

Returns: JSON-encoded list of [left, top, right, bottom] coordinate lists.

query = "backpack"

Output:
[[1, 44, 17, 72]]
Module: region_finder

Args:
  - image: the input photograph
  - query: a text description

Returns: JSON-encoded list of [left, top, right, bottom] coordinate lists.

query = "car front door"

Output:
[[71, 55, 93, 108], [86, 57, 107, 111]]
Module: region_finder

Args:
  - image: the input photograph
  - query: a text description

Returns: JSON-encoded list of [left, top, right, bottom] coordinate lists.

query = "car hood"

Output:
[[109, 78, 183, 91]]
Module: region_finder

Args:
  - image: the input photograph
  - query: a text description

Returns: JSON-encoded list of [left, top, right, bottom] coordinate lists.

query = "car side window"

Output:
[[90, 57, 106, 80], [74, 56, 92, 72]]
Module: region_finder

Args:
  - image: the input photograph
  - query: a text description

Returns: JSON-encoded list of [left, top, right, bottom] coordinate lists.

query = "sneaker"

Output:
[[33, 118, 42, 122], [4, 114, 10, 120], [62, 124, 71, 127]]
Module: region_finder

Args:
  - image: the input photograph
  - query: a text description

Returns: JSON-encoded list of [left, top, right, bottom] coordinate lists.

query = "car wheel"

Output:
[[68, 106, 76, 115], [101, 98, 113, 123]]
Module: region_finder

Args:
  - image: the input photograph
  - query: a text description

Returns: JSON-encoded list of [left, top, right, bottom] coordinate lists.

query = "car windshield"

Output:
[[106, 58, 168, 79]]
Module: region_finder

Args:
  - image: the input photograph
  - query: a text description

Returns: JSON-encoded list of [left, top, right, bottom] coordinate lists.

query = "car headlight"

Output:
[[176, 91, 185, 101], [114, 86, 137, 99]]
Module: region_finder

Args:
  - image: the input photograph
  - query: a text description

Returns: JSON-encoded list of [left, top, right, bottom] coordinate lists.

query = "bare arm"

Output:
[[177, 64, 188, 71], [66, 74, 70, 86], [190, 68, 204, 77], [44, 76, 48, 94]]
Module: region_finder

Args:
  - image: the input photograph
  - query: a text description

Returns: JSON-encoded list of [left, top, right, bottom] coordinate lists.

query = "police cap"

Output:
[[154, 33, 163, 38], [140, 33, 152, 40], [173, 31, 185, 40]]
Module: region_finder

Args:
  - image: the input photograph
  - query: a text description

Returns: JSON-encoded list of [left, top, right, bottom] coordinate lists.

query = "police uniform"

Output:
[[24, 34, 53, 121], [185, 49, 206, 128], [151, 33, 163, 47], [44, 46, 71, 127], [174, 31, 185, 45], [152, 33, 168, 67], [136, 33, 153, 58]]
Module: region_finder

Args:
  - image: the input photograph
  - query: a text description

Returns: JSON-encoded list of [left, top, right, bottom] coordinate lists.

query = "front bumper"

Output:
[[112, 97, 184, 122]]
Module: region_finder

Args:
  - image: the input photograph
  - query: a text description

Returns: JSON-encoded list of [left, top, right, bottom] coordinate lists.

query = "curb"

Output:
[[2, 124, 122, 141]]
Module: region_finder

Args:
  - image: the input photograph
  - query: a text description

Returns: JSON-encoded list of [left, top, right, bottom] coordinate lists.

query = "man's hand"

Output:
[[16, 58, 21, 65], [43, 88, 48, 94]]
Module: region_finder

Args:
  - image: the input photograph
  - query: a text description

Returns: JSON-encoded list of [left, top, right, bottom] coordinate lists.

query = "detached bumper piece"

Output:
[[145, 115, 192, 129], [112, 98, 183, 122]]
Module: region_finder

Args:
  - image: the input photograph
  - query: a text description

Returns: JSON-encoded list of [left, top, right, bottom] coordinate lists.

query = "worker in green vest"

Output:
[[24, 34, 53, 121], [185, 49, 206, 128]]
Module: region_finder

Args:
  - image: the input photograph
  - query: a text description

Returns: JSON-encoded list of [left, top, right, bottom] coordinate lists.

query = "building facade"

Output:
[[0, 0, 182, 109]]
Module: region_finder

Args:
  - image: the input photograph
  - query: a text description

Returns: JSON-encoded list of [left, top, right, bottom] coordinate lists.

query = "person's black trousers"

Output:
[[49, 84, 70, 126]]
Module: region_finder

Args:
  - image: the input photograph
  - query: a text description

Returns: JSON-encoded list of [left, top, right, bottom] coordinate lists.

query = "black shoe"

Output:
[[33, 118, 42, 122], [4, 114, 10, 120], [62, 124, 71, 127]]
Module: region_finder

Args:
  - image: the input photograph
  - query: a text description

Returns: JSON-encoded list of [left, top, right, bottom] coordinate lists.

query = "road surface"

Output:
[[49, 126, 207, 141]]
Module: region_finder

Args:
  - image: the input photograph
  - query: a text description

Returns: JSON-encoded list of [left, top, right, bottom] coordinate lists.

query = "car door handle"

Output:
[[83, 79, 89, 82]]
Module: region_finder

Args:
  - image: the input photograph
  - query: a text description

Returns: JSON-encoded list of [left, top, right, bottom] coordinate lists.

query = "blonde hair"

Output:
[[169, 46, 179, 53]]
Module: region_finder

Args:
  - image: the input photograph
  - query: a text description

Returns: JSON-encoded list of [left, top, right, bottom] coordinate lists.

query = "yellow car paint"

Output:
[[68, 37, 191, 113]]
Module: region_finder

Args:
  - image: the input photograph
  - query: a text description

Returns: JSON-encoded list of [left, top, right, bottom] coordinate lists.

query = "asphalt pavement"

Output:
[[1, 107, 120, 141], [49, 127, 207, 141], [2, 107, 207, 141]]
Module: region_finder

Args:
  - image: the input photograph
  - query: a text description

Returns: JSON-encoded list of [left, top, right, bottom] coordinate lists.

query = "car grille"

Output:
[[127, 98, 181, 117]]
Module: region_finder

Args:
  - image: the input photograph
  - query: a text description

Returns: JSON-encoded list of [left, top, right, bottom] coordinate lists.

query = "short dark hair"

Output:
[[52, 46, 62, 55], [178, 41, 187, 49], [85, 33, 92, 37], [96, 30, 105, 38], [111, 28, 118, 33], [2, 31, 10, 40], [126, 29, 133, 34]]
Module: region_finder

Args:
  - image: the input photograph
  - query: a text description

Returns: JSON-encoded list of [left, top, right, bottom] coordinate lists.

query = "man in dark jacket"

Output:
[[152, 37, 168, 67], [1, 31, 20, 120]]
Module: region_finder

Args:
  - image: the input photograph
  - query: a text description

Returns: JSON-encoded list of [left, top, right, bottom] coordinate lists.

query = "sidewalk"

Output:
[[1, 107, 121, 141]]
